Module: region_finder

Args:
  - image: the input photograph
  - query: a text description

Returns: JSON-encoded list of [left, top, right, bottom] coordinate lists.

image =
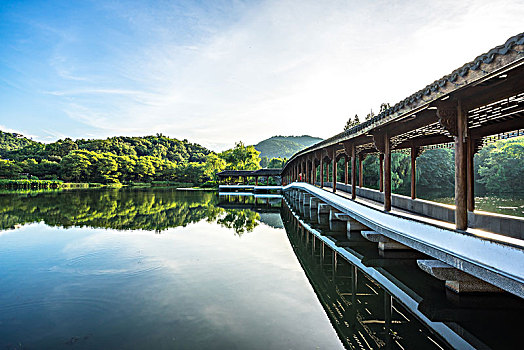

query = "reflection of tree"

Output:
[[217, 209, 260, 236], [0, 189, 260, 234]]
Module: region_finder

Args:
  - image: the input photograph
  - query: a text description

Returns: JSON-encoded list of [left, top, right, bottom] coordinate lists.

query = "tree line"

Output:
[[0, 132, 286, 186]]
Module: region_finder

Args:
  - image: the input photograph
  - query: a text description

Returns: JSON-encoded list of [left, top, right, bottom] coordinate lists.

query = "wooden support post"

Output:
[[456, 103, 468, 230], [255, 176, 258, 186], [332, 148, 337, 193], [467, 138, 475, 212], [266, 176, 269, 185], [358, 154, 363, 188], [344, 155, 349, 185], [311, 162, 315, 185], [410, 146, 416, 199], [379, 153, 384, 192], [351, 145, 356, 199], [320, 158, 324, 188], [384, 132, 391, 211]]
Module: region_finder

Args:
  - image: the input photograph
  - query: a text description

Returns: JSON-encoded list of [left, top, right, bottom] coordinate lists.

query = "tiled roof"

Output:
[[285, 32, 524, 167]]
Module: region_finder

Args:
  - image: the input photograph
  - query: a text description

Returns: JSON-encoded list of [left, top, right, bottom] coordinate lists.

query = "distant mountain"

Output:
[[254, 135, 323, 160]]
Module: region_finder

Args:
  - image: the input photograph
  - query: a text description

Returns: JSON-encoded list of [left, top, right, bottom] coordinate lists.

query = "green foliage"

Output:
[[220, 142, 261, 170], [416, 148, 455, 196], [0, 131, 214, 186], [0, 131, 38, 153], [477, 137, 524, 192], [0, 159, 22, 178], [267, 157, 285, 168], [2, 134, 210, 164], [254, 135, 322, 159], [204, 153, 226, 180]]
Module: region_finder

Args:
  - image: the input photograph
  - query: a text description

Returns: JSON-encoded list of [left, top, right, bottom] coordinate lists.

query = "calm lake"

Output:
[[0, 188, 522, 349]]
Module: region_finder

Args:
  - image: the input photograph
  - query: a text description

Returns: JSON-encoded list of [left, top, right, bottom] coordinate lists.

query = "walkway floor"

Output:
[[316, 185, 524, 248]]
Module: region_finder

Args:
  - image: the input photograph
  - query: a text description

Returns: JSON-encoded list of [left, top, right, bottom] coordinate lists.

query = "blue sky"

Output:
[[1, 0, 523, 151]]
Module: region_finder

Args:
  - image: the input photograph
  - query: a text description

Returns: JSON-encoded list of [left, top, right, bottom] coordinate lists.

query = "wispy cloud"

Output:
[[2, 0, 524, 150]]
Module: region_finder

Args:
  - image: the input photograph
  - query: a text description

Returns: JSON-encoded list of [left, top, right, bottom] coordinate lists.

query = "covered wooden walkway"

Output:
[[282, 32, 524, 232]]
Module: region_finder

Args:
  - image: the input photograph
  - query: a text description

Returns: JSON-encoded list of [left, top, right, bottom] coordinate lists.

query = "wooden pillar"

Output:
[[311, 162, 315, 185], [306, 161, 310, 184], [266, 176, 269, 185], [410, 146, 417, 199], [467, 138, 475, 212], [351, 145, 356, 200], [332, 149, 337, 193], [384, 132, 391, 211], [379, 153, 384, 192], [455, 103, 468, 230], [255, 176, 258, 186], [320, 158, 324, 188], [344, 155, 349, 185], [358, 154, 363, 188]]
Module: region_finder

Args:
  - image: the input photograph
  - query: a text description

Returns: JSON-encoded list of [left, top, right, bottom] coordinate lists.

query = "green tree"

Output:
[[0, 159, 21, 178], [477, 137, 524, 192], [260, 156, 269, 168], [135, 157, 156, 181], [204, 153, 226, 181], [268, 157, 285, 168], [220, 142, 261, 170], [60, 150, 93, 182]]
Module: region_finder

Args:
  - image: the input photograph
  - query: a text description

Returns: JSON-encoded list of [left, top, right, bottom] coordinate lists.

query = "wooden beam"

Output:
[[332, 148, 337, 193], [411, 146, 417, 199], [344, 155, 349, 185], [470, 116, 524, 138], [459, 67, 524, 111], [351, 144, 356, 199], [320, 158, 324, 188], [384, 132, 391, 211], [394, 135, 454, 150], [358, 154, 363, 188], [379, 153, 384, 192], [455, 102, 468, 230], [467, 138, 475, 212]]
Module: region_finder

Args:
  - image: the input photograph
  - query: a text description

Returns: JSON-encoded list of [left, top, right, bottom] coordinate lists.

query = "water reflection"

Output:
[[0, 189, 283, 235], [282, 195, 524, 350], [0, 191, 343, 350]]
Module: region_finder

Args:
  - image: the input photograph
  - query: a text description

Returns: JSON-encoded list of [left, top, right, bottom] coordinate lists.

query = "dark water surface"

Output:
[[0, 188, 522, 349]]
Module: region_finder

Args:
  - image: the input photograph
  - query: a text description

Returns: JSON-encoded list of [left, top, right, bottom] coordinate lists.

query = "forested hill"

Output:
[[0, 133, 210, 163], [0, 130, 259, 185], [254, 135, 322, 159], [0, 131, 38, 152]]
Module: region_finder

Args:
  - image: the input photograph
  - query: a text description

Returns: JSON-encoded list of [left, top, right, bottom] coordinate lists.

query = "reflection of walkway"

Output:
[[282, 199, 524, 350], [285, 183, 524, 298]]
